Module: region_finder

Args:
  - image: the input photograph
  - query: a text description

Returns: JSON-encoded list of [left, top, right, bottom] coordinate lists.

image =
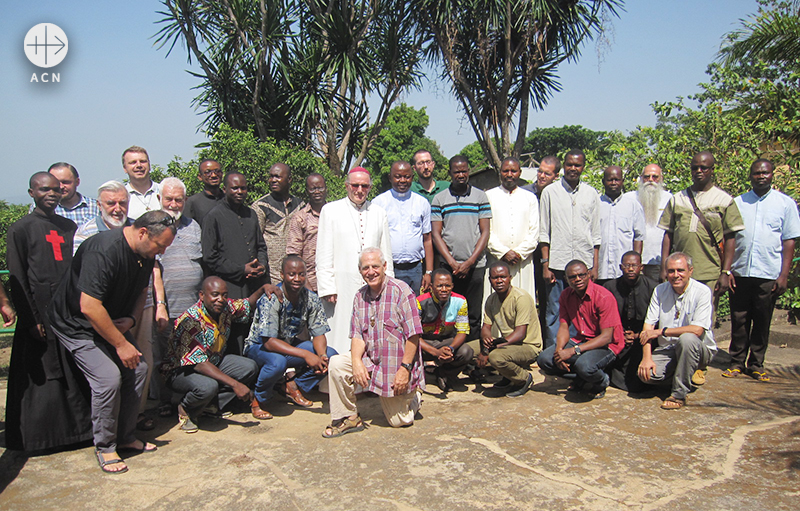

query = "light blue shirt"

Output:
[[732, 188, 800, 280], [597, 192, 645, 280], [373, 188, 431, 264]]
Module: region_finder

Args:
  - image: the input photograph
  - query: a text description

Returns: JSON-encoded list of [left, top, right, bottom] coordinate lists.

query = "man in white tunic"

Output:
[[485, 157, 539, 306], [316, 167, 393, 354]]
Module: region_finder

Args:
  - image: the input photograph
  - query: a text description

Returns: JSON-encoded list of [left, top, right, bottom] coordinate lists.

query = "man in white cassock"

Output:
[[316, 167, 393, 354], [484, 157, 540, 307]]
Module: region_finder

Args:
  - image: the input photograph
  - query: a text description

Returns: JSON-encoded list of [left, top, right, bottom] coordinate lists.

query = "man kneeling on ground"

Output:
[[244, 255, 337, 416], [161, 277, 275, 432], [537, 259, 624, 399], [637, 252, 716, 410], [467, 260, 543, 397], [323, 247, 424, 438], [417, 268, 473, 393]]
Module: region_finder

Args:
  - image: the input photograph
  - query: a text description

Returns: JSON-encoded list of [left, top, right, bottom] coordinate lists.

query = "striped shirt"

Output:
[[431, 184, 492, 268], [350, 277, 425, 397]]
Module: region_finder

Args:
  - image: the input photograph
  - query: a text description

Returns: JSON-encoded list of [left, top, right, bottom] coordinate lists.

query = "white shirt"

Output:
[[625, 189, 671, 266], [645, 279, 716, 351], [372, 189, 431, 264], [126, 181, 160, 220]]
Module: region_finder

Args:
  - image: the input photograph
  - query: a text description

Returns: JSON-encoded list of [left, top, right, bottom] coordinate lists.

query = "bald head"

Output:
[[641, 164, 662, 183], [199, 276, 229, 316]]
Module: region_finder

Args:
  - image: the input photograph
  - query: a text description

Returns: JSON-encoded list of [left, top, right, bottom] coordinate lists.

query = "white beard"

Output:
[[638, 181, 665, 226], [102, 210, 126, 228], [164, 209, 182, 222]]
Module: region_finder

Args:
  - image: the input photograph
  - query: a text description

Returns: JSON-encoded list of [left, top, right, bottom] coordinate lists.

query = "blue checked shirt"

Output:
[[244, 285, 330, 352]]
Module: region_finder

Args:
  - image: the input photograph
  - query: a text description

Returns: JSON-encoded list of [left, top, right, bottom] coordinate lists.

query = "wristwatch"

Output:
[[721, 270, 732, 276], [573, 345, 582, 356], [400, 362, 413, 372]]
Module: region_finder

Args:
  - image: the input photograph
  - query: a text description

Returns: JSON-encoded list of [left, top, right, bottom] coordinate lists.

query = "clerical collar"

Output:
[[348, 198, 367, 211], [390, 189, 411, 199]]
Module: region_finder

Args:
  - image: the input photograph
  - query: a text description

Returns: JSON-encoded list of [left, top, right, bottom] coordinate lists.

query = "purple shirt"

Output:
[[350, 277, 425, 397]]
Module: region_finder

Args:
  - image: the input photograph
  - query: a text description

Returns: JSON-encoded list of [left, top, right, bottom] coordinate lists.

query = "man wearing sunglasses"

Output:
[[184, 159, 225, 227], [537, 259, 624, 399]]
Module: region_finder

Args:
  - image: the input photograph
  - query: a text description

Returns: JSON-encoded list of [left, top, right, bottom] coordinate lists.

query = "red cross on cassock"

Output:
[[45, 230, 65, 261]]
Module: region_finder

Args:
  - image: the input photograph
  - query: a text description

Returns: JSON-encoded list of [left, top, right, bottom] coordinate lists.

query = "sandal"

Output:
[[95, 449, 128, 474], [251, 398, 273, 420], [322, 415, 365, 438], [136, 414, 155, 431], [721, 368, 742, 378], [158, 404, 173, 417], [751, 370, 770, 382], [660, 396, 685, 410]]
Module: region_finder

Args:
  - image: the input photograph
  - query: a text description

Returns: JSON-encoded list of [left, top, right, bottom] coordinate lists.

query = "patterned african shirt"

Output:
[[161, 298, 251, 376], [416, 291, 469, 340]]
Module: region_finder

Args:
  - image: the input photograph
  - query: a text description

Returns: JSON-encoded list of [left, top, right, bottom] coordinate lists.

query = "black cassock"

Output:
[[4, 210, 92, 451]]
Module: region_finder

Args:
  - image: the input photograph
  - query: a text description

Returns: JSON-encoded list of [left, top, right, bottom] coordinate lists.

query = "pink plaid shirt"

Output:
[[350, 277, 424, 397]]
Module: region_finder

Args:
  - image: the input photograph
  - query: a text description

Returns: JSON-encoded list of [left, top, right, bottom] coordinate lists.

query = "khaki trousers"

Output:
[[328, 353, 420, 428]]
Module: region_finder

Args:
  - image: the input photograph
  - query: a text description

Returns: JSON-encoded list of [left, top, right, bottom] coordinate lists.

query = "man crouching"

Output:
[[323, 247, 424, 438]]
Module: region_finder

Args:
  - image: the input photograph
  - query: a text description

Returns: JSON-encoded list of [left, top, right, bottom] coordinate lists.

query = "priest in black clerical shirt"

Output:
[[602, 251, 657, 392]]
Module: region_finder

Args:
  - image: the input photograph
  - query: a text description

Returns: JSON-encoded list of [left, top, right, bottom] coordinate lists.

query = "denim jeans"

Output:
[[394, 261, 423, 295], [543, 270, 569, 349], [244, 340, 338, 403], [537, 340, 616, 394]]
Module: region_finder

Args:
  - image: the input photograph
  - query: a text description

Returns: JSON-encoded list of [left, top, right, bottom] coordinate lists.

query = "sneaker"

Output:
[[691, 369, 706, 386], [505, 373, 533, 398], [492, 377, 512, 389], [178, 414, 198, 433]]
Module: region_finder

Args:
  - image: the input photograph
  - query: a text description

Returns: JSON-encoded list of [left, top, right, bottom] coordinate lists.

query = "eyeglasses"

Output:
[[415, 160, 434, 165], [641, 174, 660, 181], [567, 272, 589, 281], [307, 187, 326, 193], [201, 168, 223, 175], [348, 183, 370, 189]]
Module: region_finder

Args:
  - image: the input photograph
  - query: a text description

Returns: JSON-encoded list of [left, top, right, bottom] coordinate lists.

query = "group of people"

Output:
[[3, 144, 798, 473]]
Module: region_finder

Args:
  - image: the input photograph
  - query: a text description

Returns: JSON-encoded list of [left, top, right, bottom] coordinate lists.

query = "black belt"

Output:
[[394, 260, 422, 270]]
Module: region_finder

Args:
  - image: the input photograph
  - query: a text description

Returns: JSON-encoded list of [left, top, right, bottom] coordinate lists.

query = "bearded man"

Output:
[[624, 164, 672, 282]]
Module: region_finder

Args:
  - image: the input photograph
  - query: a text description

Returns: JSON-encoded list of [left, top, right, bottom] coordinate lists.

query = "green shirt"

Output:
[[411, 179, 450, 203], [658, 186, 745, 281], [483, 286, 542, 350]]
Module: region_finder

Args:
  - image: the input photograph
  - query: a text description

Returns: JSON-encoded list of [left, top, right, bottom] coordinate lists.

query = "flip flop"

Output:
[[96, 449, 128, 474]]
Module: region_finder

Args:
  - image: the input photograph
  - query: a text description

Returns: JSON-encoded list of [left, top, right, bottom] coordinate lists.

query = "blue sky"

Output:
[[1, 0, 762, 204]]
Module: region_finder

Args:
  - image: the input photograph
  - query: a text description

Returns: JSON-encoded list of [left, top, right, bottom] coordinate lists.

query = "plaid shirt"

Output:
[[29, 194, 100, 227], [350, 277, 424, 397], [244, 285, 330, 352], [161, 298, 251, 376]]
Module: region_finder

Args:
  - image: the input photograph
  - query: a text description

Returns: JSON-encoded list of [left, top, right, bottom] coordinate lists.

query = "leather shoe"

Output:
[[285, 380, 313, 407], [250, 398, 273, 420]]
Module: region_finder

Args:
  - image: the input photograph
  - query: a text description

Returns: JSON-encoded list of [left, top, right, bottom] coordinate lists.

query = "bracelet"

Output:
[[128, 316, 137, 328], [157, 300, 167, 306], [662, 327, 668, 337]]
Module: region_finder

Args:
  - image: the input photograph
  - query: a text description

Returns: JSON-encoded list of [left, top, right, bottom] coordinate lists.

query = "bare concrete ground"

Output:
[[1, 325, 799, 511]]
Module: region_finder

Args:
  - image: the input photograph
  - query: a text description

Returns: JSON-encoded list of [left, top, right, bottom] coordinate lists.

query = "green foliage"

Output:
[[0, 201, 28, 271], [522, 125, 610, 164], [778, 287, 800, 311], [416, 0, 621, 169], [154, 0, 426, 174], [364, 104, 448, 192], [159, 125, 343, 203], [458, 139, 500, 173]]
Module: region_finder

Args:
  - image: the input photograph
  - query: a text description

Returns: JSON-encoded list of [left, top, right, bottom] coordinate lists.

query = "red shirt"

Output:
[[559, 281, 625, 355]]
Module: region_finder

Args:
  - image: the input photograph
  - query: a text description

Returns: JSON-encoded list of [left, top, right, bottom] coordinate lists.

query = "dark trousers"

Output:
[[167, 355, 258, 418], [729, 277, 777, 371], [442, 263, 485, 340], [421, 337, 474, 377]]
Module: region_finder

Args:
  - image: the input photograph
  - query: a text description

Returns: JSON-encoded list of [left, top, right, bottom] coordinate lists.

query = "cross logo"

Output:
[[24, 23, 68, 69], [45, 230, 65, 261]]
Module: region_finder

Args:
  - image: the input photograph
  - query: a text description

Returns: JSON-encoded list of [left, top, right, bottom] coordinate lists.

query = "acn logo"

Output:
[[24, 23, 68, 69]]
